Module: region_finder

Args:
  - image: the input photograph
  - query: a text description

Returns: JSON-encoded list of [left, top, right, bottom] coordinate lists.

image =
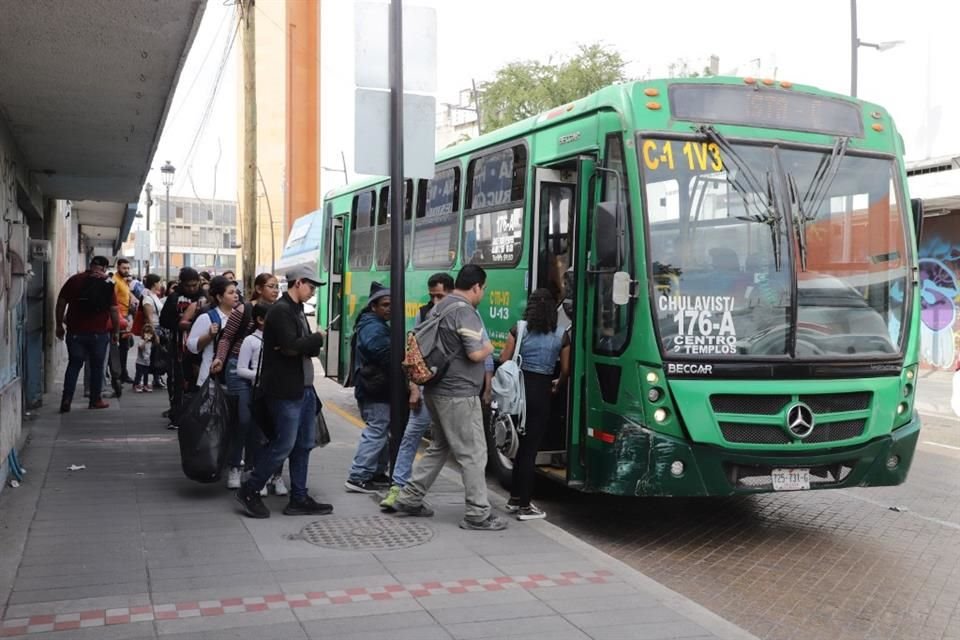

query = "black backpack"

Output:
[[75, 276, 114, 314]]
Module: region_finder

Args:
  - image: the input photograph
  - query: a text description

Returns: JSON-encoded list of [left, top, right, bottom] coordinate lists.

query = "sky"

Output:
[[141, 0, 959, 217]]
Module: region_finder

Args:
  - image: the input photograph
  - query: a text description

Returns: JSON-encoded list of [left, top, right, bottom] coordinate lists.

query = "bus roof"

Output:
[[323, 76, 890, 201]]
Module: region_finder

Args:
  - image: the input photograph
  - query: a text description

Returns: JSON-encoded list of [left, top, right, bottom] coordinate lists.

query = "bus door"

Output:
[[323, 215, 346, 381], [579, 133, 634, 491], [530, 165, 579, 473]]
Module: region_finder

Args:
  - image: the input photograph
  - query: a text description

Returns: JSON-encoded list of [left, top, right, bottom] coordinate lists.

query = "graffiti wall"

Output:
[[918, 215, 960, 370]]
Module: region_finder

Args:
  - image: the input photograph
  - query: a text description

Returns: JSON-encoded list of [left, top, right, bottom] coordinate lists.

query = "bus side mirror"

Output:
[[612, 271, 632, 305], [910, 198, 924, 243], [594, 201, 619, 269]]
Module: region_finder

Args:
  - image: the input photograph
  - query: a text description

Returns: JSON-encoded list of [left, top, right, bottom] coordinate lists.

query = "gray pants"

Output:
[[396, 394, 490, 522]]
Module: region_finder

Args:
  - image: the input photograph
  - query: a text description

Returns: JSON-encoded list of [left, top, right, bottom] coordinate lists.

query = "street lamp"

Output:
[[161, 161, 175, 282], [850, 0, 904, 97]]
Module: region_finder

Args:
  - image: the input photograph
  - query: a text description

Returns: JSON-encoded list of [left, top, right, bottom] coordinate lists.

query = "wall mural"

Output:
[[918, 217, 960, 370]]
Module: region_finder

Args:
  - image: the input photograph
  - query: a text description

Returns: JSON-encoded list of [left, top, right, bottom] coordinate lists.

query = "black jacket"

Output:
[[261, 293, 324, 400]]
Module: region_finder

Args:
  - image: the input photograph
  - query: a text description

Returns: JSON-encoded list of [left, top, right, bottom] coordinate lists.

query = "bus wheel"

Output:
[[485, 411, 515, 490]]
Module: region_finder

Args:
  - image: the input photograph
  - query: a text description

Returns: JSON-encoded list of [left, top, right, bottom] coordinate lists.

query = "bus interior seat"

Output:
[[710, 247, 741, 272]]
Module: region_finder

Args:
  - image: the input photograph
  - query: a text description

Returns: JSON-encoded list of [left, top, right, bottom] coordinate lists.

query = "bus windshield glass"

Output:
[[641, 136, 910, 359]]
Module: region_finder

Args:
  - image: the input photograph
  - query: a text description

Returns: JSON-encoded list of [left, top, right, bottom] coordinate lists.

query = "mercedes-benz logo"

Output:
[[785, 403, 815, 439]]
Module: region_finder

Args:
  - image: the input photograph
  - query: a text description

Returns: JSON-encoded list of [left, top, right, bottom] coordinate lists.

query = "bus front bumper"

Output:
[[601, 415, 921, 497]]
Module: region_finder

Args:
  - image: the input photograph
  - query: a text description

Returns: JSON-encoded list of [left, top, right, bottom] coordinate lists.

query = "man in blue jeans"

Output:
[[345, 282, 393, 493], [235, 265, 332, 518], [55, 256, 121, 412]]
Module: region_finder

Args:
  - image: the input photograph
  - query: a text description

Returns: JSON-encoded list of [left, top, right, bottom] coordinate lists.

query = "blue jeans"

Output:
[[348, 401, 391, 483], [225, 358, 263, 470], [63, 333, 110, 402], [392, 399, 431, 487], [246, 388, 315, 499]]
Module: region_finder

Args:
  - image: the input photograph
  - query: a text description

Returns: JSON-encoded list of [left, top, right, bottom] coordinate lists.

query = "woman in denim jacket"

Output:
[[499, 288, 570, 521]]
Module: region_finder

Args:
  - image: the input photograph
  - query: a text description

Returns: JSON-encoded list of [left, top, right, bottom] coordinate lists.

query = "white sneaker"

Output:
[[270, 474, 288, 496], [226, 467, 242, 490], [259, 485, 269, 497]]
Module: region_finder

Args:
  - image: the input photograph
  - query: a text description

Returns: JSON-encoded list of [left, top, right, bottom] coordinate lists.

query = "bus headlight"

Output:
[[645, 371, 660, 384], [670, 460, 685, 477], [896, 402, 908, 416], [648, 387, 663, 403], [654, 408, 669, 423]]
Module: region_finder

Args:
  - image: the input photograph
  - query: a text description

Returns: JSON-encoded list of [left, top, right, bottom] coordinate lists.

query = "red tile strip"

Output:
[[0, 570, 613, 637]]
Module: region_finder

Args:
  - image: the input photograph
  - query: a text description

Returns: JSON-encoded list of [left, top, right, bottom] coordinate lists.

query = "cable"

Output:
[[167, 8, 232, 127], [173, 15, 241, 193]]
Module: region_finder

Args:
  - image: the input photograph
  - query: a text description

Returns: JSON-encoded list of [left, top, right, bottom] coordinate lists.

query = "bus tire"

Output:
[[484, 409, 514, 490]]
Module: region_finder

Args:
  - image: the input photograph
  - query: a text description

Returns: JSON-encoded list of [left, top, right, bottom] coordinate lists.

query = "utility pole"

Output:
[[241, 0, 258, 292]]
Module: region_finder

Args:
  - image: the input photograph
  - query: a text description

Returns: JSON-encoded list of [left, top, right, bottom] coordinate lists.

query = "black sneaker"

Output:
[[370, 473, 392, 488], [459, 515, 508, 531], [235, 484, 270, 519], [516, 504, 546, 521], [344, 479, 378, 494], [505, 497, 520, 513], [393, 501, 434, 517], [283, 495, 334, 516]]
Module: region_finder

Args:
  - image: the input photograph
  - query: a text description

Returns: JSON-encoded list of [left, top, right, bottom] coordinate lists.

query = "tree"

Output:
[[478, 44, 626, 132]]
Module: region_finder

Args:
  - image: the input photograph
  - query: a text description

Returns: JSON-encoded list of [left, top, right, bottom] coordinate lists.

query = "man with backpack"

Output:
[[158, 267, 204, 428], [55, 255, 121, 412], [392, 264, 507, 531], [345, 282, 393, 493]]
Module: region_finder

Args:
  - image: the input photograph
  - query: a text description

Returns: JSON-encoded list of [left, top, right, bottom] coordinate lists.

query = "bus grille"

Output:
[[719, 419, 866, 445], [710, 394, 790, 415], [799, 392, 872, 413]]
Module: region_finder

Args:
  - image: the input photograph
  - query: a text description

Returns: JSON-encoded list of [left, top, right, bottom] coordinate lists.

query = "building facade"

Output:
[[126, 196, 239, 277], [908, 156, 960, 371], [235, 0, 321, 278]]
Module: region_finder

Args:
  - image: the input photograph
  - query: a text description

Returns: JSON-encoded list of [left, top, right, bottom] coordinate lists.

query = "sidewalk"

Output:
[[0, 378, 758, 640]]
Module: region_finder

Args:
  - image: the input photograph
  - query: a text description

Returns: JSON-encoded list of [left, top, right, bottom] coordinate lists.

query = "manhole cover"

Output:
[[300, 515, 433, 550]]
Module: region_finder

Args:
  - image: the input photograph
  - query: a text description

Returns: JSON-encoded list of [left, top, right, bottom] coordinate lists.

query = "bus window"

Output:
[[464, 145, 527, 267], [332, 215, 345, 275], [538, 183, 574, 301], [321, 202, 333, 272], [594, 134, 632, 354], [413, 166, 460, 269], [375, 180, 413, 269], [349, 190, 375, 270]]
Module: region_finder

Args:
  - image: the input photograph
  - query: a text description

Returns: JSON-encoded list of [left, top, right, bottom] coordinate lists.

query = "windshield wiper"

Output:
[[698, 125, 784, 270], [787, 136, 849, 271]]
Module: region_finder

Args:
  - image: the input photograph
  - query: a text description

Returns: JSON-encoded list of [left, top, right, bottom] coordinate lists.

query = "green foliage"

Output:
[[478, 44, 626, 132]]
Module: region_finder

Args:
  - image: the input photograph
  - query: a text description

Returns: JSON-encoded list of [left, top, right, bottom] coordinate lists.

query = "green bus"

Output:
[[317, 76, 922, 497]]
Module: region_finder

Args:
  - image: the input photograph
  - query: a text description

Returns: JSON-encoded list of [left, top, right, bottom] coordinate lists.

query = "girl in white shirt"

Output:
[[187, 276, 239, 387]]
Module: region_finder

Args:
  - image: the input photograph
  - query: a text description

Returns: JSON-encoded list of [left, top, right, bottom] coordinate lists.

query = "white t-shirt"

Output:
[[236, 330, 264, 382], [187, 307, 230, 387]]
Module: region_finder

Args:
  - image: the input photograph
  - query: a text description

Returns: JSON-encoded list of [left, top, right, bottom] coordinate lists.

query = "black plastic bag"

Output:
[[313, 390, 330, 448], [178, 378, 231, 483]]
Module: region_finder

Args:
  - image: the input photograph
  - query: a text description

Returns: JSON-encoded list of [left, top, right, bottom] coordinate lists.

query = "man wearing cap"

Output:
[[344, 282, 394, 493], [55, 256, 121, 412], [235, 265, 333, 518]]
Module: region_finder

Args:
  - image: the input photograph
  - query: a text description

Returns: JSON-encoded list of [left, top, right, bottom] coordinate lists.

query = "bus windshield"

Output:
[[641, 136, 911, 360]]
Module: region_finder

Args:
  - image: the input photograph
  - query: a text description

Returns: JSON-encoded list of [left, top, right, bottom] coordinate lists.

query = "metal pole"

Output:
[[165, 186, 171, 282], [850, 0, 858, 97], [388, 0, 407, 470]]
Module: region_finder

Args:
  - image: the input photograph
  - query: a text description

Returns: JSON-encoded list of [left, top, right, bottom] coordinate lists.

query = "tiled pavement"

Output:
[[0, 378, 757, 640]]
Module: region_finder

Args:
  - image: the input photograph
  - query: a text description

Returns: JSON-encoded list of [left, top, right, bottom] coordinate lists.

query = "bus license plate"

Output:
[[772, 468, 810, 491]]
